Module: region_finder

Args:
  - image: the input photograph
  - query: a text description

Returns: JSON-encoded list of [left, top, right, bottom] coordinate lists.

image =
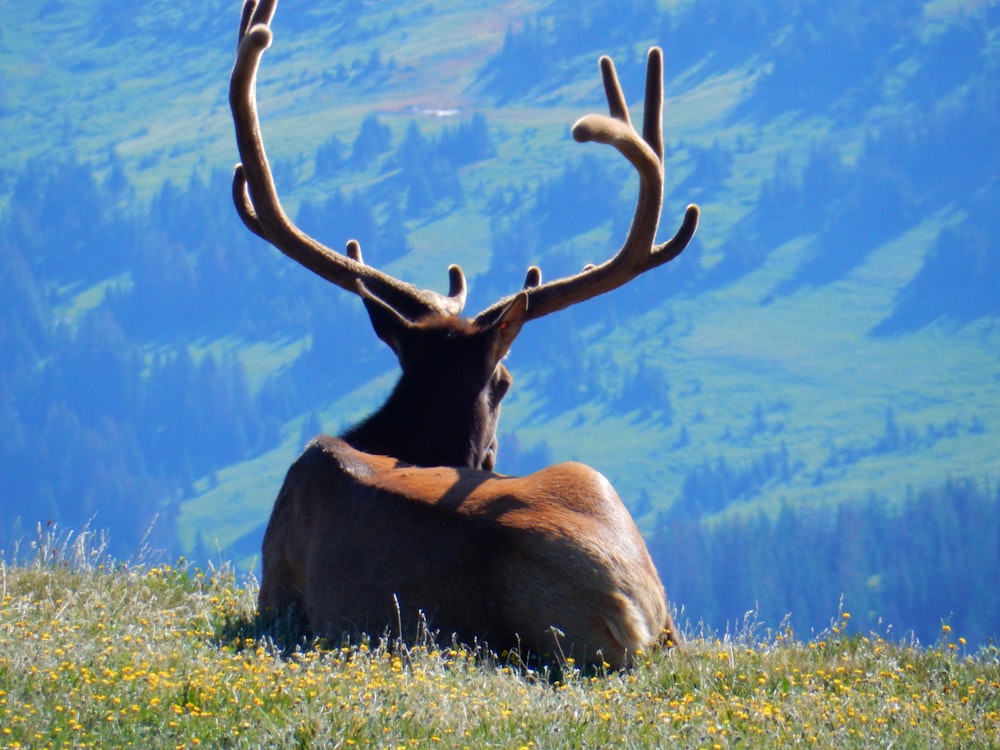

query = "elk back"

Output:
[[259, 435, 672, 667]]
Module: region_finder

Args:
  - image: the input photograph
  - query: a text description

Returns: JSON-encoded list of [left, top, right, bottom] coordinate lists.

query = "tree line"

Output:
[[3, 1, 997, 640], [654, 477, 1000, 649]]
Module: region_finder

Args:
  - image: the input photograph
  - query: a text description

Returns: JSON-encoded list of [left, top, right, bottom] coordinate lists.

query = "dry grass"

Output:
[[1, 525, 998, 749]]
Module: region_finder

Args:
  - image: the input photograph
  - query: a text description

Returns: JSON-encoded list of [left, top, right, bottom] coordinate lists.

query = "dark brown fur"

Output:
[[340, 311, 515, 470], [259, 437, 674, 667]]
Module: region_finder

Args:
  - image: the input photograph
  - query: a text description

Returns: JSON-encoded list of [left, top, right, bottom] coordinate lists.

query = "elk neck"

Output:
[[339, 363, 498, 469]]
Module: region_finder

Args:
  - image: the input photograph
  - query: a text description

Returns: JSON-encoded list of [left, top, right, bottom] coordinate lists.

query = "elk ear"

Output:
[[485, 292, 528, 368], [357, 281, 411, 358], [490, 364, 513, 408]]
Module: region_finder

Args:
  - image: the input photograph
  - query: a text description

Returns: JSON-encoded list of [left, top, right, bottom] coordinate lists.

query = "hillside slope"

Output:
[[1, 0, 998, 645]]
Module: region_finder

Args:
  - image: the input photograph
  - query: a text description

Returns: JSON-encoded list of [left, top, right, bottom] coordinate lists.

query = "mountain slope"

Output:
[[1, 0, 998, 645]]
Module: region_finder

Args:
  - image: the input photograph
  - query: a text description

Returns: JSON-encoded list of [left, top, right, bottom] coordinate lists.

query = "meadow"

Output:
[[1, 526, 997, 749]]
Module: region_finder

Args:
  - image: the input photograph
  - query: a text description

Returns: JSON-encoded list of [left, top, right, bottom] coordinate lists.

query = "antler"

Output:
[[230, 0, 467, 320], [473, 48, 700, 327]]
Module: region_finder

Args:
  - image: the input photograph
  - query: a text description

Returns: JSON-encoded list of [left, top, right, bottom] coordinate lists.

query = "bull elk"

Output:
[[231, 0, 699, 667]]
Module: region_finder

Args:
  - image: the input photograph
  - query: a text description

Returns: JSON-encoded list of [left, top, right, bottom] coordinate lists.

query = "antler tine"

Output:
[[473, 47, 699, 327], [523, 266, 542, 289], [642, 47, 664, 162], [230, 0, 467, 320], [600, 56, 631, 126]]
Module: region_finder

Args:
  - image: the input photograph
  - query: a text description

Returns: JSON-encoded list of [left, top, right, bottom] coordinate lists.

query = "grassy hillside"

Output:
[[169, 0, 1000, 565], [1, 533, 998, 748], [2, 0, 999, 645]]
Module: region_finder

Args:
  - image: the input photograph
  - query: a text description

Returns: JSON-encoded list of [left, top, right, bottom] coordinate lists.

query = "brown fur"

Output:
[[259, 436, 675, 668]]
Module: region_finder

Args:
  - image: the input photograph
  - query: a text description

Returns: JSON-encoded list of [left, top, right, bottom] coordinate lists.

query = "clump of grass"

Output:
[[1, 524, 998, 748]]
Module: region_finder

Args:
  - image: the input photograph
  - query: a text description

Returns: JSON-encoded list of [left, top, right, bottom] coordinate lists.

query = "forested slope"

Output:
[[1, 0, 998, 646]]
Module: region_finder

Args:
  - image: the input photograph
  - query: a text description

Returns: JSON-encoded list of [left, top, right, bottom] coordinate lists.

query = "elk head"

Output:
[[341, 288, 524, 469], [230, 0, 699, 470]]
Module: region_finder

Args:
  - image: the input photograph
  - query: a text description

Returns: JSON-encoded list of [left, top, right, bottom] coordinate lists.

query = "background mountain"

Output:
[[1, 0, 998, 647]]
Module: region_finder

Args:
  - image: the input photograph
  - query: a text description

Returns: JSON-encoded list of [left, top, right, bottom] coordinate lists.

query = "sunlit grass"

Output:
[[1, 525, 997, 749]]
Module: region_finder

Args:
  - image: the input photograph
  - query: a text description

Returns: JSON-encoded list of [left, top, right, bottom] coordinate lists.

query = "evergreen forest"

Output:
[[1, 0, 998, 648]]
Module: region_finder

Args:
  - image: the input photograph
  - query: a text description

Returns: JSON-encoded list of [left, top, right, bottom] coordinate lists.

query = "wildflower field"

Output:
[[1, 529, 998, 749]]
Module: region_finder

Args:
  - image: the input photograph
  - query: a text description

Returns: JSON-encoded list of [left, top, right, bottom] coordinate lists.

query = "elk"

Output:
[[231, 0, 699, 667]]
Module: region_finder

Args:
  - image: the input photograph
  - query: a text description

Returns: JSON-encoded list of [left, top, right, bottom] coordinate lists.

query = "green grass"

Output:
[[2, 525, 998, 749]]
